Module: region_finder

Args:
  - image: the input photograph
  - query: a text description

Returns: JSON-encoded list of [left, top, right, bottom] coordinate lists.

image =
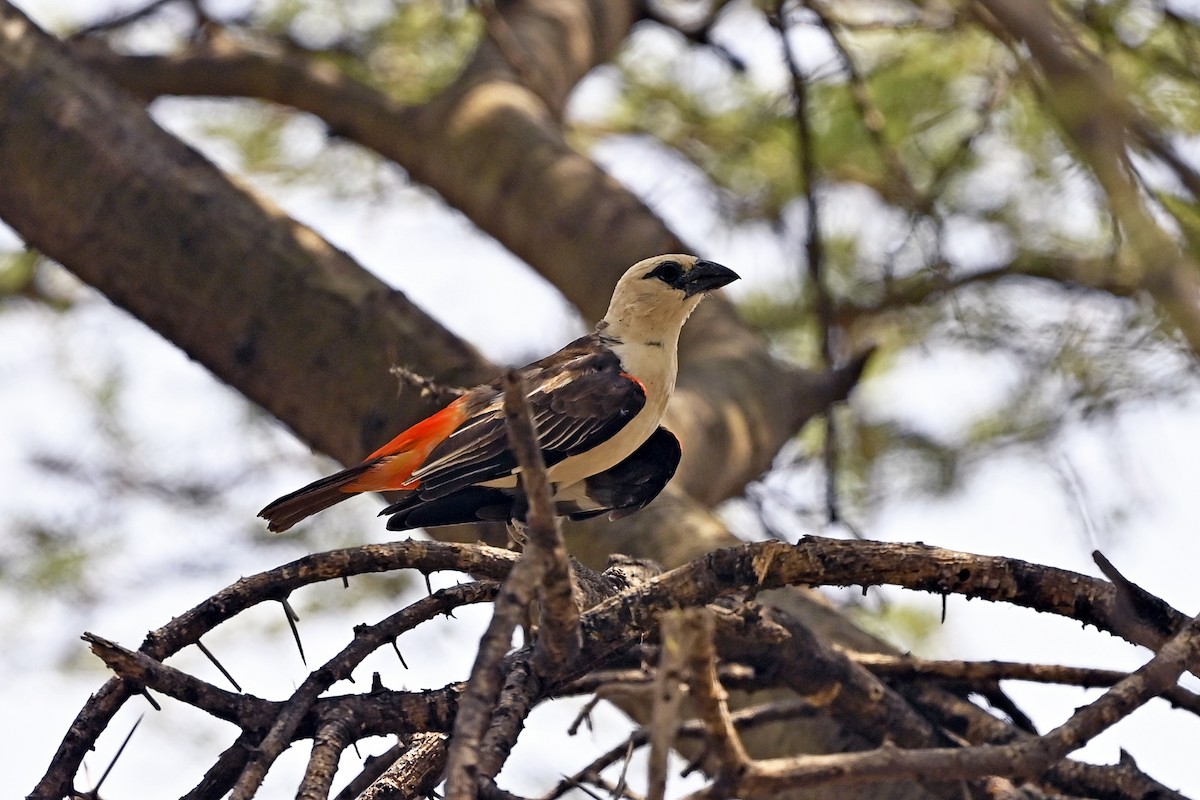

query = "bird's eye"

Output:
[[644, 260, 685, 285]]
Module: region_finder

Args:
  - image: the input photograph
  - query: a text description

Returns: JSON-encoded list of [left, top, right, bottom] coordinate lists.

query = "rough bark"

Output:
[[0, 3, 495, 462]]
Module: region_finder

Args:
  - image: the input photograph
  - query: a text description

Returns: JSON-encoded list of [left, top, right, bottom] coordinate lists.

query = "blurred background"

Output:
[[3, 0, 1200, 796]]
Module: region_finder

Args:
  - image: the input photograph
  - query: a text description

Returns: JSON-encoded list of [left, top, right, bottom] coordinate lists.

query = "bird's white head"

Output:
[[599, 254, 740, 344]]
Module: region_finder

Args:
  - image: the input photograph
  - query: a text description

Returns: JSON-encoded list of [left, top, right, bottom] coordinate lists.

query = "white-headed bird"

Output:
[[259, 254, 739, 533]]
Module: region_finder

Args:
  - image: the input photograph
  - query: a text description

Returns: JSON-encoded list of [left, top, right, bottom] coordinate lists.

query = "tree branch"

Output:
[[359, 733, 449, 800], [975, 0, 1200, 356], [849, 651, 1200, 717], [501, 370, 581, 672], [687, 609, 1200, 797]]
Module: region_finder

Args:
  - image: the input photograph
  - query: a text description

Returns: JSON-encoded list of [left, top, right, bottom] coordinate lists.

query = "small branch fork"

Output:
[[38, 535, 1198, 799]]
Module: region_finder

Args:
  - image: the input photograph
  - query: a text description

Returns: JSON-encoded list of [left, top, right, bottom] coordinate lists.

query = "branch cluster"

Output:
[[35, 531, 1197, 800]]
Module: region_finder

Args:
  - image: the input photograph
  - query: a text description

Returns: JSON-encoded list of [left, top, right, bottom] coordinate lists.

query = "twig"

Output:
[[502, 370, 581, 671], [298, 713, 355, 800], [770, 2, 845, 527], [476, 657, 542, 781], [849, 651, 1200, 717], [559, 663, 757, 697], [679, 609, 749, 793], [360, 733, 449, 800], [231, 583, 498, 799], [390, 364, 469, 405], [647, 610, 694, 800], [444, 371, 583, 799]]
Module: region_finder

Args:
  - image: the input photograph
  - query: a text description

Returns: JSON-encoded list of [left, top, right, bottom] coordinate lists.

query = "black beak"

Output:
[[680, 259, 740, 297]]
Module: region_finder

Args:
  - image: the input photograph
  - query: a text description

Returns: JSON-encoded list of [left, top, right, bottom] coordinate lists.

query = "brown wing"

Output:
[[409, 333, 646, 498]]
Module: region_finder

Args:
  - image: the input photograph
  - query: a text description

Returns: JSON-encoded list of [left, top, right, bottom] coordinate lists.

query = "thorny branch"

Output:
[[43, 535, 1199, 800]]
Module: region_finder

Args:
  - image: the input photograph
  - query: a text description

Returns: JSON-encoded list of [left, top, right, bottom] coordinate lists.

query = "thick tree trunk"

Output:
[[0, 3, 496, 462]]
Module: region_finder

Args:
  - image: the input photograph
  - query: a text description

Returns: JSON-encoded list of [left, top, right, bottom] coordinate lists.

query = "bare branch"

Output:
[[501, 370, 581, 672], [679, 609, 750, 791], [360, 734, 449, 800], [686, 609, 1200, 796], [647, 610, 693, 800], [849, 651, 1200, 717], [298, 713, 355, 800], [444, 555, 541, 798]]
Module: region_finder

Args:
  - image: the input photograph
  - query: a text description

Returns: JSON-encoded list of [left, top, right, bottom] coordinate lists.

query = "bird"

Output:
[[258, 254, 739, 533], [378, 425, 682, 530]]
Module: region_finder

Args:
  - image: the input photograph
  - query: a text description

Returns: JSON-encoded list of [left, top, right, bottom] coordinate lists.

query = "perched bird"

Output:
[[259, 254, 739, 533], [379, 426, 682, 530]]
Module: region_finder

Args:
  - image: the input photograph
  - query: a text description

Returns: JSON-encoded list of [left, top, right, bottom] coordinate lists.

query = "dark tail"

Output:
[[259, 463, 373, 533], [381, 487, 517, 531]]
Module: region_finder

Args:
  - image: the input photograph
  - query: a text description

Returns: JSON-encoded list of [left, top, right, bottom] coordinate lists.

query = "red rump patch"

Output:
[[342, 396, 470, 493]]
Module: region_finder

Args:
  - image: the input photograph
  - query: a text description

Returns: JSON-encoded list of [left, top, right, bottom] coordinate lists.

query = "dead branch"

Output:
[[647, 611, 693, 800], [684, 608, 1200, 797], [851, 651, 1200, 717], [49, 535, 1197, 798], [360, 733, 449, 800], [501, 370, 581, 671], [298, 712, 354, 800], [679, 609, 750, 793]]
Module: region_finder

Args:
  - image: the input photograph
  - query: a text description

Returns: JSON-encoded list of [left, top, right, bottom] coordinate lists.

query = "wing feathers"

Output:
[[408, 334, 647, 499]]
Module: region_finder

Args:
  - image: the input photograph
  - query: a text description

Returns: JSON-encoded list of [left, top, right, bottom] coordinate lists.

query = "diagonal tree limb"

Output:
[[0, 2, 497, 468]]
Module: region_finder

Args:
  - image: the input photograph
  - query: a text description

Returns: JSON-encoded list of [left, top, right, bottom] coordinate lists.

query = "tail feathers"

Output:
[[259, 462, 374, 533]]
